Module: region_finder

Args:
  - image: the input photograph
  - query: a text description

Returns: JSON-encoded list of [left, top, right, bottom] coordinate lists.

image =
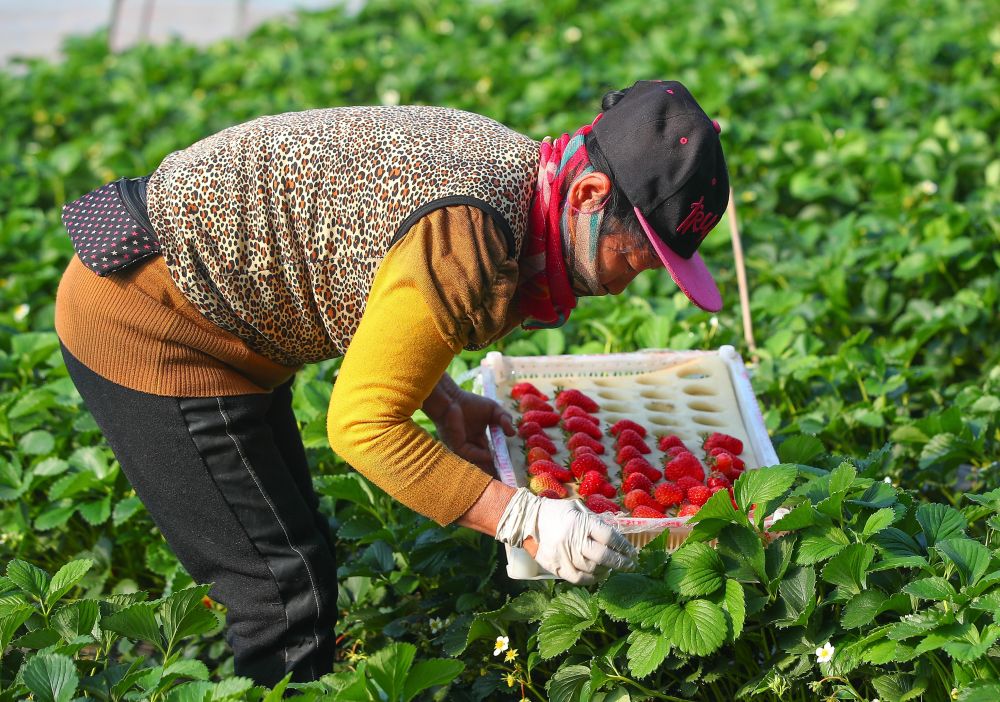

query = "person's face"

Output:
[[566, 171, 663, 295], [595, 229, 662, 295]]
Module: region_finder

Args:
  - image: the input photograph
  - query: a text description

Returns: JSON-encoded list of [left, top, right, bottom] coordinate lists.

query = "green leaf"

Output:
[[165, 682, 212, 702], [22, 653, 79, 702], [775, 566, 816, 628], [51, 600, 99, 641], [777, 435, 824, 465], [872, 673, 929, 702], [958, 682, 1000, 702], [367, 642, 415, 702], [539, 588, 599, 659], [78, 497, 112, 525], [102, 601, 163, 650], [935, 538, 991, 588], [658, 599, 727, 656], [795, 525, 849, 565], [862, 508, 898, 539], [19, 430, 55, 456], [113, 496, 145, 526], [546, 664, 592, 702], [209, 676, 254, 699], [665, 542, 725, 597], [261, 674, 293, 702], [597, 574, 674, 627], [902, 577, 956, 601], [7, 559, 50, 603], [13, 626, 61, 649], [916, 503, 966, 547], [769, 503, 821, 531], [716, 525, 767, 584], [402, 659, 464, 702], [821, 543, 875, 595], [45, 559, 93, 608], [163, 659, 210, 682], [161, 585, 218, 649], [626, 628, 670, 679], [841, 589, 887, 629], [734, 464, 798, 515], [34, 504, 76, 531], [689, 486, 748, 526], [0, 605, 34, 649], [723, 579, 746, 640]]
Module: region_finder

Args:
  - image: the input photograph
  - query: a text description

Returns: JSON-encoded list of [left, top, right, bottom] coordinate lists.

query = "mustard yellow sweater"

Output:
[[55, 206, 521, 525]]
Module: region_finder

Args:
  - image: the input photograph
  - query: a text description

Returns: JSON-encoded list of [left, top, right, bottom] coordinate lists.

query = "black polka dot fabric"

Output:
[[62, 181, 160, 276]]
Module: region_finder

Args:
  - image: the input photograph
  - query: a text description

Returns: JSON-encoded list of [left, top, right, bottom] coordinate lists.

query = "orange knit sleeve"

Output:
[[326, 209, 511, 525]]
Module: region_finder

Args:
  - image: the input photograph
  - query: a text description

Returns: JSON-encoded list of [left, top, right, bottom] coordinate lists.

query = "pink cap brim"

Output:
[[634, 206, 723, 312]]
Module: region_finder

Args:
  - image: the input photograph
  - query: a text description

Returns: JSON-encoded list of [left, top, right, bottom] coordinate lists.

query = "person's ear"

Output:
[[567, 172, 612, 212]]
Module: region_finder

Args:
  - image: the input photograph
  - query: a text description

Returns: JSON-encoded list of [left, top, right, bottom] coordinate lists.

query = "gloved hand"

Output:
[[496, 488, 638, 585]]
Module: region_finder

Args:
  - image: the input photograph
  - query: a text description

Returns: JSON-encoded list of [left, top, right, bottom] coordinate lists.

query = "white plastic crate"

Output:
[[477, 345, 780, 580]]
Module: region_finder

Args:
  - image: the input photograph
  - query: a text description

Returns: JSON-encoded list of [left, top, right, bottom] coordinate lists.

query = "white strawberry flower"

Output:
[[429, 617, 445, 635], [493, 635, 510, 656], [884, 476, 893, 484], [815, 641, 835, 663], [13, 304, 29, 322]]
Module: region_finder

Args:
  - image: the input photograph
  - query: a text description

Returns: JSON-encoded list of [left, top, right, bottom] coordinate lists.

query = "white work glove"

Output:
[[496, 488, 638, 585]]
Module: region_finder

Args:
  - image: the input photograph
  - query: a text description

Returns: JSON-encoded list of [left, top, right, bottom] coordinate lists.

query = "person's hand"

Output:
[[495, 488, 637, 585], [428, 386, 515, 474]]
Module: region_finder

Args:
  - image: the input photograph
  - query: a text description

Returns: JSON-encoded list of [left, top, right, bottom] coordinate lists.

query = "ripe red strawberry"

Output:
[[706, 471, 731, 491], [585, 495, 622, 514], [624, 488, 659, 512], [623, 457, 661, 482], [525, 433, 558, 454], [687, 485, 712, 506], [616, 445, 644, 466], [610, 419, 646, 438], [511, 382, 546, 400], [522, 410, 560, 428], [616, 429, 650, 454], [567, 433, 605, 454], [678, 502, 700, 517], [564, 416, 603, 440], [526, 446, 552, 464], [703, 432, 743, 455], [657, 434, 686, 452], [664, 453, 705, 482], [529, 473, 567, 497], [579, 470, 609, 497], [664, 445, 692, 459], [622, 472, 653, 494], [537, 488, 563, 500], [600, 482, 617, 498], [632, 505, 667, 518], [707, 450, 745, 481], [654, 482, 684, 508], [528, 460, 574, 483], [571, 452, 608, 479], [555, 389, 600, 413], [517, 421, 543, 439], [562, 405, 599, 424], [571, 445, 597, 460], [676, 475, 702, 496], [519, 394, 554, 413]]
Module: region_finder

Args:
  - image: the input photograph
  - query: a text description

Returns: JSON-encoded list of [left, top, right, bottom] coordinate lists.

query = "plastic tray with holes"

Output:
[[477, 345, 780, 581]]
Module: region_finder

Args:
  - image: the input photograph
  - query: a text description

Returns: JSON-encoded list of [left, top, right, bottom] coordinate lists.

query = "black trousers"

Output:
[[61, 344, 338, 685]]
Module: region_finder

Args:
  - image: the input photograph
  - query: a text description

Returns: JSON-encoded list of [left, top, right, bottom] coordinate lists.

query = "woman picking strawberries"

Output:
[[55, 80, 730, 684]]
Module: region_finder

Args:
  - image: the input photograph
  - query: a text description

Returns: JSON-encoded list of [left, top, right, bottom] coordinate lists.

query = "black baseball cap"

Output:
[[589, 80, 729, 311]]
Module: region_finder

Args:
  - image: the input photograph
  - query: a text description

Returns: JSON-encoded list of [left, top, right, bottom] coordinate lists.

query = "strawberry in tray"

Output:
[[561, 405, 599, 424], [525, 433, 558, 455], [567, 432, 605, 454], [518, 394, 554, 413], [657, 434, 686, 452], [529, 473, 567, 498], [664, 452, 705, 482], [563, 416, 603, 440], [585, 495, 622, 514], [703, 432, 744, 455], [554, 388, 600, 413], [571, 452, 608, 478], [609, 419, 646, 438], [511, 382, 547, 400], [521, 410, 560, 428], [528, 460, 574, 483], [616, 428, 650, 454]]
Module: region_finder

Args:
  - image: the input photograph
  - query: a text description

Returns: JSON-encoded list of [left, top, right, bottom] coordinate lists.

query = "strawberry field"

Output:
[[1, 0, 998, 699]]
